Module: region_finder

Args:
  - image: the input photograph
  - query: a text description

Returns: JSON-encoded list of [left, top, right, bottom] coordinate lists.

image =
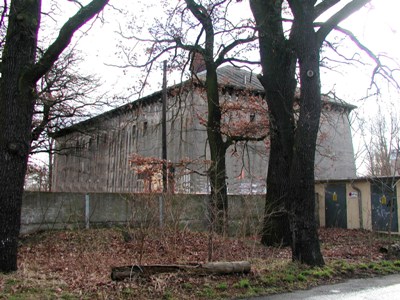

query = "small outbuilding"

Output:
[[315, 176, 400, 233]]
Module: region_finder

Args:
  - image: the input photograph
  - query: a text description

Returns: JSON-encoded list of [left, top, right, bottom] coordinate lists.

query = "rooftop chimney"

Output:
[[190, 52, 206, 74]]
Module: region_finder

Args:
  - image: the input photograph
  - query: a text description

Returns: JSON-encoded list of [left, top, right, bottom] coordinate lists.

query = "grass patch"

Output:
[[181, 282, 193, 290], [234, 278, 251, 289], [283, 274, 296, 283], [297, 274, 307, 281], [393, 260, 400, 267], [162, 290, 175, 300], [216, 282, 228, 290], [311, 267, 334, 279], [261, 276, 278, 285], [197, 286, 216, 298]]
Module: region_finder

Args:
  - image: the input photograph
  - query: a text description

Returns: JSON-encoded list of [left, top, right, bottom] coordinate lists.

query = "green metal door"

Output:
[[371, 181, 398, 232], [325, 183, 347, 228]]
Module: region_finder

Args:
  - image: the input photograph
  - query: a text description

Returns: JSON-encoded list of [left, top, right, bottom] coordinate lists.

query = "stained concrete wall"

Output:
[[26, 178, 397, 236], [21, 192, 265, 235], [52, 87, 356, 195]]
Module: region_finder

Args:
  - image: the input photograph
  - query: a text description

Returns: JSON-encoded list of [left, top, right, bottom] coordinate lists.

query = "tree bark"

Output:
[[206, 66, 229, 235], [251, 0, 323, 265], [251, 0, 369, 266], [185, 0, 231, 235], [0, 0, 109, 273], [260, 135, 291, 246], [250, 0, 296, 246], [0, 0, 41, 273], [286, 0, 324, 266]]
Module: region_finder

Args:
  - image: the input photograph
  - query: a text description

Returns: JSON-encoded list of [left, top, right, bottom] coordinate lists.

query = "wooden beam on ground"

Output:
[[111, 261, 251, 281]]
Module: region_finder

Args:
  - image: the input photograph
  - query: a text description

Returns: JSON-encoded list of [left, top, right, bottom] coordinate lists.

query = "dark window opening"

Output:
[[143, 121, 148, 136]]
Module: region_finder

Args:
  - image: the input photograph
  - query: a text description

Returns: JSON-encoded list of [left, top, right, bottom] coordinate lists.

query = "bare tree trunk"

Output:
[[261, 135, 291, 246], [0, 0, 41, 273], [250, 0, 296, 246], [184, 0, 231, 236], [287, 1, 324, 265], [0, 0, 109, 272], [205, 66, 229, 235], [251, 0, 369, 266], [251, 0, 324, 265]]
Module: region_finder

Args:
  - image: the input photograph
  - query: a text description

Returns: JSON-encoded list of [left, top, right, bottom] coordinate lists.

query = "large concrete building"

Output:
[[52, 66, 357, 194]]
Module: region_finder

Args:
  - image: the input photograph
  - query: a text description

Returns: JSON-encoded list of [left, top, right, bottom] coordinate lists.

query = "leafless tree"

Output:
[[359, 105, 400, 177], [0, 0, 109, 273], [118, 0, 260, 234], [24, 49, 108, 191], [249, 0, 400, 266]]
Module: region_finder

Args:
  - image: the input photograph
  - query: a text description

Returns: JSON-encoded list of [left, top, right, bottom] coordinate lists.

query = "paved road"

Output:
[[246, 274, 400, 300]]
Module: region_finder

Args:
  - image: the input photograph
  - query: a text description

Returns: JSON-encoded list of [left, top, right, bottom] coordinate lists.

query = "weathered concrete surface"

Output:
[[21, 192, 264, 235], [22, 192, 85, 233], [52, 67, 357, 194]]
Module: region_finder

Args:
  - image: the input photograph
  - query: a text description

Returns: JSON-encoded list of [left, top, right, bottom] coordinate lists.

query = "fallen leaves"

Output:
[[319, 228, 386, 260], [3, 227, 396, 299]]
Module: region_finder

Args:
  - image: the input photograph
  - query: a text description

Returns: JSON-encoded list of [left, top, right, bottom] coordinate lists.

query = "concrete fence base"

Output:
[[21, 192, 265, 235]]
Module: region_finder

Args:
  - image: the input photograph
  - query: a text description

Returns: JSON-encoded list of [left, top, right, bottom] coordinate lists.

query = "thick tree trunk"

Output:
[[206, 66, 229, 235], [288, 94, 324, 265], [287, 0, 324, 266], [0, 0, 109, 273], [208, 157, 229, 235], [250, 0, 296, 246], [252, 0, 367, 266], [261, 134, 291, 246], [260, 96, 295, 246], [0, 0, 41, 273], [251, 0, 324, 265]]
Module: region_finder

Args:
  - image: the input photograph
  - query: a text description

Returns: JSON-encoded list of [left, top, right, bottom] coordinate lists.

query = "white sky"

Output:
[[37, 0, 400, 174], [51, 0, 399, 104]]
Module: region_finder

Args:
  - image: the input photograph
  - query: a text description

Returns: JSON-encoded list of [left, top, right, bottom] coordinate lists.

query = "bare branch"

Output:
[[67, 0, 83, 9], [216, 35, 258, 66], [28, 0, 109, 83], [229, 134, 268, 143], [185, 0, 211, 28], [314, 0, 340, 20], [175, 36, 204, 54], [223, 58, 260, 65], [316, 0, 370, 46], [185, 0, 214, 57], [322, 39, 366, 67], [334, 26, 400, 90]]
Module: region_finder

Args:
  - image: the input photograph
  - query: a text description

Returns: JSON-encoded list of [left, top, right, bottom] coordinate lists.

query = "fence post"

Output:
[[85, 193, 90, 229], [159, 194, 164, 228]]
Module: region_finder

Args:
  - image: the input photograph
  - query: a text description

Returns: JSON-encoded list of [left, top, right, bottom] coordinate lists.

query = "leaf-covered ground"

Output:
[[1, 227, 400, 299]]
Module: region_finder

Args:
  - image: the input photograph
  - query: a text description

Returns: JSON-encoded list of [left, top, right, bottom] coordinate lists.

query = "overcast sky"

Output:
[[41, 1, 399, 104], [37, 0, 400, 173]]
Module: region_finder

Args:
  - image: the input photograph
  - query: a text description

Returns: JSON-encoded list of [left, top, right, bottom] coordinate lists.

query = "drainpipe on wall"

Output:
[[351, 182, 363, 229], [393, 179, 400, 194]]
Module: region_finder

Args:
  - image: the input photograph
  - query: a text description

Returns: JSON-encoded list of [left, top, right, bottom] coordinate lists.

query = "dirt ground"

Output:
[[1, 227, 399, 299]]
